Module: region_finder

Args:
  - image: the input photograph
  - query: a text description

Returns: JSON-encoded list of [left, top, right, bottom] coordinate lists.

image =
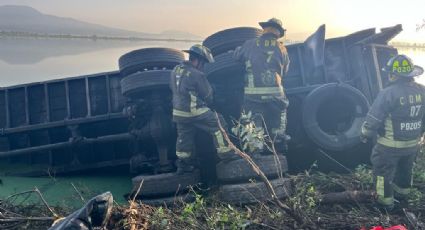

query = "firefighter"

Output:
[[234, 18, 291, 152], [170, 44, 238, 175], [361, 54, 425, 210]]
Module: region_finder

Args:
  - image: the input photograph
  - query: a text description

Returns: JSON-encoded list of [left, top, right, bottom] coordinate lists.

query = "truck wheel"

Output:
[[216, 154, 288, 183], [120, 70, 171, 98], [302, 83, 369, 151], [203, 27, 262, 56], [119, 48, 184, 76], [204, 51, 244, 80], [131, 170, 200, 198], [218, 178, 292, 205]]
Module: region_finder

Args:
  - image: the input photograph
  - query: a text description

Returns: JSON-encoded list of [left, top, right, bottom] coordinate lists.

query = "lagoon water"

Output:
[[0, 37, 192, 86], [0, 37, 424, 86]]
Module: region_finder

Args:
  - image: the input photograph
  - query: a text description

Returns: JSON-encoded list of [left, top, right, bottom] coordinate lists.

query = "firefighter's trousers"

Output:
[[242, 97, 288, 139], [371, 143, 418, 207], [175, 111, 231, 160]]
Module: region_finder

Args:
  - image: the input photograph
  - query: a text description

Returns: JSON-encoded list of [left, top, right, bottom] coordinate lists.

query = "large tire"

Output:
[[119, 48, 184, 76], [302, 83, 370, 151], [141, 193, 195, 207], [204, 51, 244, 80], [218, 178, 292, 205], [203, 27, 262, 56], [120, 70, 171, 97], [131, 170, 200, 198], [216, 155, 288, 183]]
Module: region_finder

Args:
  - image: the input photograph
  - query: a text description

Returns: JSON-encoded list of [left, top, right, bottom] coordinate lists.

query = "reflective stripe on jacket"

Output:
[[233, 32, 290, 99], [170, 62, 213, 118]]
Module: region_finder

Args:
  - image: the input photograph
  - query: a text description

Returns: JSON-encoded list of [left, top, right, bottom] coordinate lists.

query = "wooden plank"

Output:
[[0, 133, 133, 157], [24, 87, 30, 125], [44, 84, 51, 122], [105, 75, 112, 113], [5, 89, 10, 128], [65, 80, 71, 119], [1, 113, 125, 134], [85, 77, 92, 117]]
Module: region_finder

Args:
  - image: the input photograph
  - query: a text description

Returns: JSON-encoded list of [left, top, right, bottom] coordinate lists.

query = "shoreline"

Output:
[[0, 31, 202, 43], [390, 42, 425, 49]]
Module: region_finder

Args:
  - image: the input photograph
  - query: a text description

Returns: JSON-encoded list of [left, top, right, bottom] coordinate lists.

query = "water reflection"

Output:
[[0, 38, 424, 87], [0, 38, 191, 86], [1, 38, 133, 65]]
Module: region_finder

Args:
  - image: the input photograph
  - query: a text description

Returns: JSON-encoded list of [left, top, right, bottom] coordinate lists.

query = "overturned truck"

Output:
[[0, 24, 402, 205]]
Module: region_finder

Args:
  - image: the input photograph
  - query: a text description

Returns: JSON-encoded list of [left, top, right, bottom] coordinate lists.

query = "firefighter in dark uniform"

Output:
[[361, 54, 425, 209], [170, 44, 237, 175], [234, 18, 291, 151]]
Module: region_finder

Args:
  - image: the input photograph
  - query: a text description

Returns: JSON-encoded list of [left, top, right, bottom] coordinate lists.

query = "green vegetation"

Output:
[[104, 156, 425, 229], [3, 147, 425, 229]]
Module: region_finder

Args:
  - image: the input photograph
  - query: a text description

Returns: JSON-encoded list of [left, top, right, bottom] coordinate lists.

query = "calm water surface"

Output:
[[0, 38, 424, 86], [0, 38, 191, 86]]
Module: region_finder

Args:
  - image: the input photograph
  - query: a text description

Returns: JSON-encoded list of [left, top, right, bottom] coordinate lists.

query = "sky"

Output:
[[0, 0, 424, 42]]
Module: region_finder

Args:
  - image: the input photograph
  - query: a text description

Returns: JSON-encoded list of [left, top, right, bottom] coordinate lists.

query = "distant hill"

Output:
[[0, 5, 201, 40]]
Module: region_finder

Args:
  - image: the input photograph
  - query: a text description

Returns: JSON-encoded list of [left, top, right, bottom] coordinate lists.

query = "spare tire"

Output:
[[131, 170, 200, 198], [302, 83, 370, 151], [119, 48, 184, 76], [203, 27, 262, 56], [204, 51, 244, 79], [218, 178, 292, 205], [216, 154, 288, 183], [120, 70, 171, 98]]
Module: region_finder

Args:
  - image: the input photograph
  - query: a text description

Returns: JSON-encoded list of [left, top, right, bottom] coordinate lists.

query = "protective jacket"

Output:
[[170, 61, 213, 120], [233, 33, 290, 101], [170, 62, 232, 160], [362, 80, 425, 148]]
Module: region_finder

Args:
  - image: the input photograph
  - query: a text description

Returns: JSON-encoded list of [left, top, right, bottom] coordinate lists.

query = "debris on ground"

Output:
[[2, 149, 425, 230]]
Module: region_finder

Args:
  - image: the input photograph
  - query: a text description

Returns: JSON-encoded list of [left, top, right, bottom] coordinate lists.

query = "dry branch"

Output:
[[320, 190, 375, 204], [215, 112, 314, 228]]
